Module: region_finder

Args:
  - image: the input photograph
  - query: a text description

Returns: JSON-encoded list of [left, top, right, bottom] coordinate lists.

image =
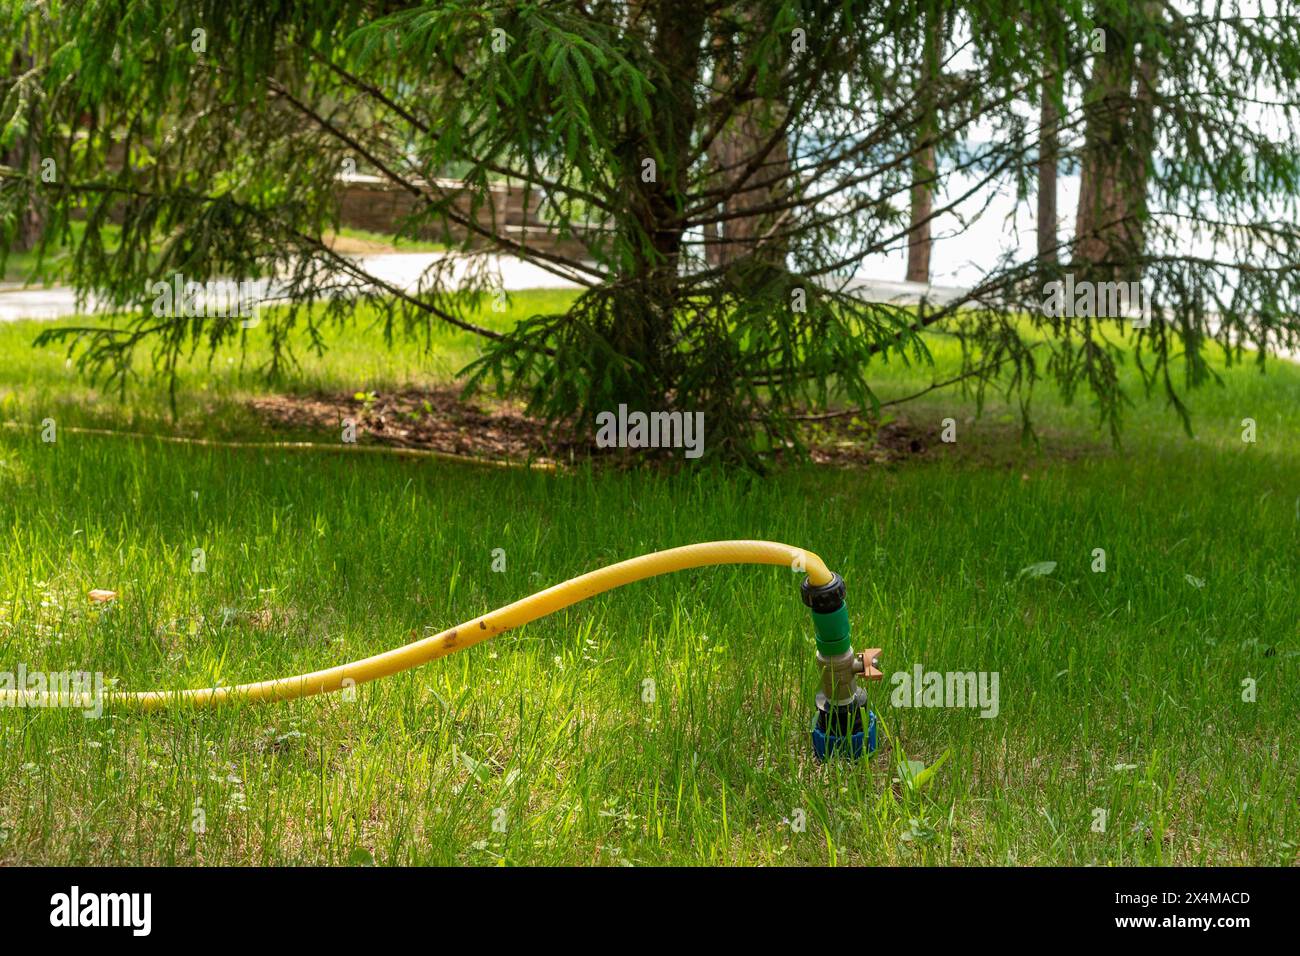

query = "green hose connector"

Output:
[[801, 571, 851, 654], [811, 605, 851, 656]]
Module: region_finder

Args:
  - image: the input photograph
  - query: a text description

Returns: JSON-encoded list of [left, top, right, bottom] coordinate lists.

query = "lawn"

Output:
[[1, 222, 443, 285], [0, 294, 1295, 865]]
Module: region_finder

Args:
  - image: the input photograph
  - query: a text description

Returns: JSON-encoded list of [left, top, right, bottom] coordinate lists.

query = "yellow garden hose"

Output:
[[2, 540, 831, 712]]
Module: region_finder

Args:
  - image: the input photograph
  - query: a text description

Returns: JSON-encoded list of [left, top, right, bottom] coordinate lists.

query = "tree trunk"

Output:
[[704, 9, 791, 270], [1037, 64, 1059, 263], [1074, 12, 1159, 272], [706, 108, 791, 268], [906, 6, 942, 283], [617, 0, 705, 406], [1, 153, 43, 252], [4, 46, 42, 253], [906, 142, 935, 282]]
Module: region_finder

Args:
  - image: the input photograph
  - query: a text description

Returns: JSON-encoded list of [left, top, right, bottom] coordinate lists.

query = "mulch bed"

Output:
[[247, 386, 935, 468]]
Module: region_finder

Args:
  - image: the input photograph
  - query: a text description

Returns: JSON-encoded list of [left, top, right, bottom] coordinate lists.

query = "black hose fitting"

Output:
[[800, 572, 846, 614]]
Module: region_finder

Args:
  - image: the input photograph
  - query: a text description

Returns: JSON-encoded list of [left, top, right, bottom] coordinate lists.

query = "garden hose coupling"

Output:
[[801, 573, 882, 760]]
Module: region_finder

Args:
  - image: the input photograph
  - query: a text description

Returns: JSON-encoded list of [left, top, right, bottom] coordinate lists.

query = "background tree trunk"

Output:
[[4, 47, 41, 253], [704, 8, 791, 270], [906, 142, 935, 282], [906, 5, 943, 283], [1074, 11, 1159, 272], [1037, 63, 1059, 263], [705, 107, 791, 268]]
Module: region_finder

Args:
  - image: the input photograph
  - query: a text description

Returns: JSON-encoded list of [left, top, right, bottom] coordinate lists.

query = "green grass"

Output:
[[331, 226, 446, 253], [1, 221, 109, 286], [0, 296, 1296, 865], [1, 222, 443, 285]]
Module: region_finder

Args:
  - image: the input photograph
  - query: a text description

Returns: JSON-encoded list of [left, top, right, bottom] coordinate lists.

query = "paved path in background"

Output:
[[0, 251, 999, 321], [0, 253, 580, 321], [1, 251, 1294, 363]]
